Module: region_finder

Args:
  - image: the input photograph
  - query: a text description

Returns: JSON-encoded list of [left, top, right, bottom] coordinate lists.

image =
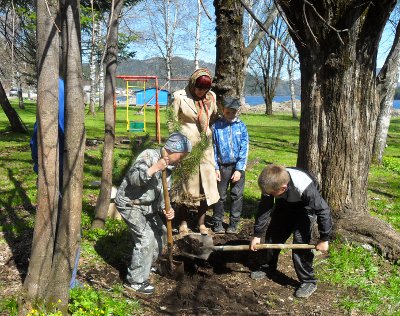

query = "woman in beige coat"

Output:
[[170, 68, 220, 235]]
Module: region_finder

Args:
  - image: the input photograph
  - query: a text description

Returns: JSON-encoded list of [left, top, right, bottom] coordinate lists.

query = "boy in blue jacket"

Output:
[[212, 97, 249, 234]]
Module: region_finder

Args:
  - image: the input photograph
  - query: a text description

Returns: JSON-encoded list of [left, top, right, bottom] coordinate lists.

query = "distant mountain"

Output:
[[112, 57, 300, 96]]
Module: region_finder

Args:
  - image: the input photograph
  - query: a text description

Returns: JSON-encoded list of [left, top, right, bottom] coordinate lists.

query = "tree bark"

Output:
[[88, 1, 98, 116], [287, 43, 298, 119], [92, 0, 123, 229], [213, 0, 245, 107], [46, 0, 86, 310], [373, 20, 400, 164], [24, 0, 60, 300], [0, 80, 27, 133], [194, 0, 201, 70], [277, 0, 400, 260]]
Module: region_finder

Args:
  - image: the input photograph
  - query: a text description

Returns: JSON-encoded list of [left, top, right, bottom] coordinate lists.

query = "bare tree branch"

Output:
[[199, 0, 212, 21], [304, 0, 348, 45], [238, 0, 298, 62], [244, 3, 279, 56], [303, 1, 318, 45]]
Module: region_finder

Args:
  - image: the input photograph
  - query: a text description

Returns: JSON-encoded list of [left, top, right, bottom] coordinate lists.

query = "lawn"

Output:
[[0, 101, 399, 315]]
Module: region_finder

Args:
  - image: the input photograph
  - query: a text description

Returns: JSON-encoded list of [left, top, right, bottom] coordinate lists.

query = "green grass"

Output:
[[317, 241, 400, 315], [1, 102, 400, 315]]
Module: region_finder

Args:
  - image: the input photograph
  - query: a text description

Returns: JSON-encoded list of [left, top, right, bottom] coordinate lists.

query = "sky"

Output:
[[125, 1, 398, 76]]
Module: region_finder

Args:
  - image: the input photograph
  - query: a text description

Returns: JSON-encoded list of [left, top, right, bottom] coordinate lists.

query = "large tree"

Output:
[[276, 0, 400, 260], [23, 0, 85, 312], [47, 0, 85, 309], [92, 0, 124, 229], [23, 0, 60, 308]]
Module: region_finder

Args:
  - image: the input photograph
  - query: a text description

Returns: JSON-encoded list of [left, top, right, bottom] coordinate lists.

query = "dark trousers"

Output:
[[212, 164, 245, 225], [264, 205, 316, 284]]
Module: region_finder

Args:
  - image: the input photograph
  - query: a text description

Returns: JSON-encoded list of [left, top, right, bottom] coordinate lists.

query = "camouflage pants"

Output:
[[117, 206, 166, 284]]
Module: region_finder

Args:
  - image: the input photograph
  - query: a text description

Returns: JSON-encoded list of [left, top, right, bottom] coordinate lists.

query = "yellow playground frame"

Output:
[[124, 79, 147, 133]]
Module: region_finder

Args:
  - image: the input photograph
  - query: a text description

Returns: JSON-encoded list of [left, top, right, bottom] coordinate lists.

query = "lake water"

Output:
[[246, 95, 400, 109]]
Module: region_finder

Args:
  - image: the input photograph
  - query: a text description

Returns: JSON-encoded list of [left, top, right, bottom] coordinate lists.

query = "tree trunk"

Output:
[[213, 0, 245, 106], [88, 3, 98, 116], [98, 64, 105, 111], [92, 0, 123, 229], [24, 0, 60, 300], [0, 80, 27, 133], [17, 84, 24, 109], [46, 0, 85, 310], [264, 93, 273, 115], [278, 0, 400, 261], [373, 20, 400, 164], [287, 47, 298, 119], [194, 0, 201, 70]]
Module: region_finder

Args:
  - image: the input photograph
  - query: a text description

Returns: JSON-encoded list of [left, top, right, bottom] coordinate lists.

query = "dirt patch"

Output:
[[1, 210, 352, 315], [134, 221, 348, 315]]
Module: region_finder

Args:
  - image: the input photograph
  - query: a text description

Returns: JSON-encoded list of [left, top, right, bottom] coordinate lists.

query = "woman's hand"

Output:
[[163, 208, 175, 220], [215, 170, 221, 181], [250, 237, 261, 251]]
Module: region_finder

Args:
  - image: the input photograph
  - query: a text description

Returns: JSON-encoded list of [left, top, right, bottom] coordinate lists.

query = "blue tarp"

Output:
[[135, 88, 168, 106]]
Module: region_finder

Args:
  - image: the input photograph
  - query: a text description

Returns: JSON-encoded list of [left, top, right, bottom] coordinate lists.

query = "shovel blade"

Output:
[[178, 233, 215, 260], [157, 257, 185, 280]]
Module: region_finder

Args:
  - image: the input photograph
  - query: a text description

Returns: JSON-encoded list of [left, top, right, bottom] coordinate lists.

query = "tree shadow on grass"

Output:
[[93, 223, 132, 281], [0, 169, 35, 282]]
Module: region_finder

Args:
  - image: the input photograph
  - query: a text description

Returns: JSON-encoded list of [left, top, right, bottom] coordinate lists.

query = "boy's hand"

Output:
[[231, 170, 241, 183], [250, 237, 261, 251], [215, 170, 221, 181], [163, 208, 175, 220], [315, 240, 329, 252]]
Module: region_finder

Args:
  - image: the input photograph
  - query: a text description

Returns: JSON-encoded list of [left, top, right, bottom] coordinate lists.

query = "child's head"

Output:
[[222, 97, 240, 122], [258, 164, 290, 197], [164, 132, 192, 165]]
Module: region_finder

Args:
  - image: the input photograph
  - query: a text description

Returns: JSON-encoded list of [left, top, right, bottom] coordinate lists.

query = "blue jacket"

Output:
[[212, 117, 249, 171]]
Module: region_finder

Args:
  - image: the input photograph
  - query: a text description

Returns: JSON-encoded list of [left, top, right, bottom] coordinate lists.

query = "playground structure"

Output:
[[116, 75, 161, 143], [116, 75, 188, 144]]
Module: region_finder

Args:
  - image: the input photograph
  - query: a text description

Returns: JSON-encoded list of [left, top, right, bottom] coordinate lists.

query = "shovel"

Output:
[[157, 149, 185, 279], [178, 234, 316, 260]]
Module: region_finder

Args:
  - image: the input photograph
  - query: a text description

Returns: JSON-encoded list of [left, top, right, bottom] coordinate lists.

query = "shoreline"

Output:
[[243, 100, 400, 117]]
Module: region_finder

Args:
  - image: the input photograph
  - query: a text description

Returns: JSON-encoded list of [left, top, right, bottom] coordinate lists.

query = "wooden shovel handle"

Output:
[[213, 243, 316, 251], [161, 149, 173, 247]]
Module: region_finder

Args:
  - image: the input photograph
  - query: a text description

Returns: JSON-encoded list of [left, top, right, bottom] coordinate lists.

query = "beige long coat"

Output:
[[171, 87, 220, 207]]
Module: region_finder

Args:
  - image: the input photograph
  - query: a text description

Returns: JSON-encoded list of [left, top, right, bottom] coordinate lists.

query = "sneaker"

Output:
[[213, 222, 225, 234], [226, 223, 238, 234], [294, 283, 317, 298], [127, 280, 155, 294], [259, 263, 277, 277]]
